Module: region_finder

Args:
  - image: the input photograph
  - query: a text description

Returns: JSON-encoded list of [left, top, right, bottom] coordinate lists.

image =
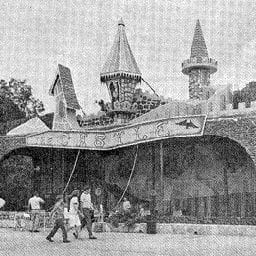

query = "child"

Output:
[[46, 195, 70, 243], [139, 204, 146, 218]]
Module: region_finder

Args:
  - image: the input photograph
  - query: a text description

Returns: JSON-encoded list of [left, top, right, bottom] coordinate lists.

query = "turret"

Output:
[[100, 19, 141, 123], [182, 20, 217, 100]]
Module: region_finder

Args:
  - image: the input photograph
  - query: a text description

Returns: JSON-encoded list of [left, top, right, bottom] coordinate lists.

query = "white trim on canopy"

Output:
[[7, 117, 50, 136]]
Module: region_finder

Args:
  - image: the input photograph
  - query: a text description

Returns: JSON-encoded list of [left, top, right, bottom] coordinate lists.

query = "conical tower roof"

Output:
[[101, 19, 141, 81], [190, 20, 208, 59]]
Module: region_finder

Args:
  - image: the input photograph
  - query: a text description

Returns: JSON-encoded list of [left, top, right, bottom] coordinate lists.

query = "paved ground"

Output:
[[1, 228, 256, 256]]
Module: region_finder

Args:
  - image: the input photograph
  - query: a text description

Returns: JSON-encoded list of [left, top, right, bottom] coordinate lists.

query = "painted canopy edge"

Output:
[[0, 115, 206, 159]]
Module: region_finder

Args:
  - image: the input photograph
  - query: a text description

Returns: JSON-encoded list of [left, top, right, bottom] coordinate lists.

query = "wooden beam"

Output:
[[61, 149, 65, 191], [151, 143, 156, 190], [223, 166, 230, 217], [150, 143, 157, 218], [160, 141, 164, 212]]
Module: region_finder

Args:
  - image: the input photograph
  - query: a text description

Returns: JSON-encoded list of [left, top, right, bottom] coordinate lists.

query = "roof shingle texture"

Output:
[[101, 20, 141, 76], [190, 20, 208, 59], [58, 64, 80, 110]]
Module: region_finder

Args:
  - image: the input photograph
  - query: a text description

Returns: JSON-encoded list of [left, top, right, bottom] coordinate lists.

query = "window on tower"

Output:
[[109, 81, 119, 102], [220, 95, 226, 110]]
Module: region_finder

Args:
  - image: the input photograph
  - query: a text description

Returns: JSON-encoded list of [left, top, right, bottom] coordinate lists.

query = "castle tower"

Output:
[[100, 18, 141, 123], [182, 20, 217, 100]]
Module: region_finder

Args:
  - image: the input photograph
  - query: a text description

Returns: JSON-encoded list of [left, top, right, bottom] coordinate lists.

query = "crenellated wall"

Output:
[[77, 112, 114, 128], [207, 101, 256, 118], [131, 89, 171, 118], [78, 89, 171, 128]]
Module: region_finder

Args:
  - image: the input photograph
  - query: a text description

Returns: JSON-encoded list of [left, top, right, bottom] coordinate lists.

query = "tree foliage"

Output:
[[0, 155, 34, 211], [0, 95, 25, 122], [233, 81, 256, 108], [0, 78, 44, 122], [0, 78, 45, 210]]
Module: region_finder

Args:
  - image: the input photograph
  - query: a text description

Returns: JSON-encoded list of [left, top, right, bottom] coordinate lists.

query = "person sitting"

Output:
[[122, 197, 132, 222], [173, 208, 183, 217], [122, 197, 131, 213], [139, 204, 146, 218], [98, 204, 104, 222]]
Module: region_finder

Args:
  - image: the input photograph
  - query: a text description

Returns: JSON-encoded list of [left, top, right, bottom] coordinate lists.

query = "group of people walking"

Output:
[[26, 185, 97, 243], [46, 185, 97, 243], [3, 186, 148, 243]]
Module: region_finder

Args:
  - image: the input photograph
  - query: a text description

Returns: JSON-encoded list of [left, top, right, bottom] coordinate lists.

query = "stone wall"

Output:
[[204, 116, 256, 166], [188, 69, 212, 100], [3, 210, 256, 236], [0, 211, 52, 229], [77, 114, 114, 127], [0, 136, 26, 161], [157, 223, 256, 236], [131, 89, 170, 118]]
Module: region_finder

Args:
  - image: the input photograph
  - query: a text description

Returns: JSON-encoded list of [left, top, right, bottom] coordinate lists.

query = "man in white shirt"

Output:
[[28, 191, 45, 232], [80, 185, 97, 239]]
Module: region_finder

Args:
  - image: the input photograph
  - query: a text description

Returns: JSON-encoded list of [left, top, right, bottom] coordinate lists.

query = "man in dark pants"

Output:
[[46, 195, 70, 243], [80, 185, 97, 239]]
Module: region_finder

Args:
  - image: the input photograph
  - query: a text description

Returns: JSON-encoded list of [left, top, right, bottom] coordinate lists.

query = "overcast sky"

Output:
[[1, 0, 256, 114]]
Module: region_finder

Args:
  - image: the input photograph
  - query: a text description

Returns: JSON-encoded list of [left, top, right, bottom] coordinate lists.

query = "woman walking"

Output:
[[68, 190, 81, 239]]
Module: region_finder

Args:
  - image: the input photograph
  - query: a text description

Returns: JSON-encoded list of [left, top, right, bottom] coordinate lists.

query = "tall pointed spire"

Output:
[[182, 20, 217, 101], [190, 19, 208, 59], [100, 18, 141, 82], [100, 19, 142, 124]]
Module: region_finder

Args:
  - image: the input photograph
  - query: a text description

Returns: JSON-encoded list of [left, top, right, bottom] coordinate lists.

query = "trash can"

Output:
[[146, 220, 157, 234], [147, 193, 157, 234], [146, 214, 157, 234]]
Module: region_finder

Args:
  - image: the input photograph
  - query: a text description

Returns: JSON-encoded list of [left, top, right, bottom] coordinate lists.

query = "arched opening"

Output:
[[160, 136, 255, 221], [102, 136, 256, 224], [0, 146, 109, 212], [0, 135, 255, 225]]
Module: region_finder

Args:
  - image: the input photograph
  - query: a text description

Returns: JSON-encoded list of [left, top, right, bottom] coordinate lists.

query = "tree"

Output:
[[233, 81, 256, 108], [0, 78, 45, 210], [0, 95, 25, 122], [0, 155, 34, 211], [0, 78, 45, 120]]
